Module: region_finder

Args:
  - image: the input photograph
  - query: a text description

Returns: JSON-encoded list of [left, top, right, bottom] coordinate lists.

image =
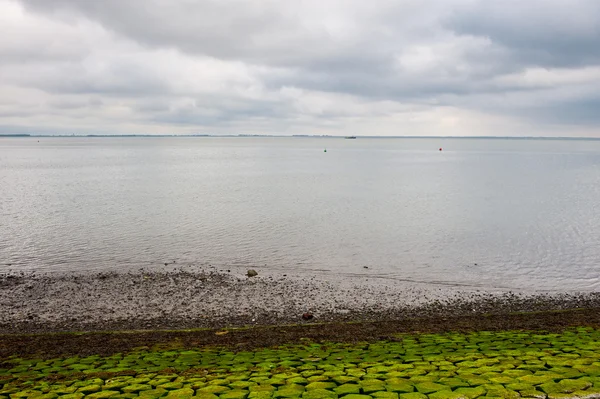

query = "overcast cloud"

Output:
[[1, 0, 600, 136]]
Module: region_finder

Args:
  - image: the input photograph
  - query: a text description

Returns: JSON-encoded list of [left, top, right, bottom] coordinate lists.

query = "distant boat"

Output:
[[345, 136, 357, 139]]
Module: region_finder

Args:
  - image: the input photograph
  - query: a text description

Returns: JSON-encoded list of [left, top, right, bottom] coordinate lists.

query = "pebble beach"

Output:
[[2, 269, 599, 334]]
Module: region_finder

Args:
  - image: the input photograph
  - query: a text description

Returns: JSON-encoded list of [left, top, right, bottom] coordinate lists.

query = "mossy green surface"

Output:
[[3, 328, 600, 398]]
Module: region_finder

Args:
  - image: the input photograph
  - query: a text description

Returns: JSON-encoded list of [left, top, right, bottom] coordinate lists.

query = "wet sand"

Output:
[[1, 268, 599, 334]]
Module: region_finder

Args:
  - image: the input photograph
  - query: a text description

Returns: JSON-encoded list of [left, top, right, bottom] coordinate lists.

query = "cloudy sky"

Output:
[[1, 0, 600, 136]]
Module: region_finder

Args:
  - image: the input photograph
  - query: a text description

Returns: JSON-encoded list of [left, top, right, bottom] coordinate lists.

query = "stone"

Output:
[[103, 381, 130, 391], [249, 385, 275, 393], [274, 385, 305, 398], [454, 387, 486, 399], [386, 383, 415, 393], [519, 376, 556, 386], [305, 382, 335, 390], [519, 390, 547, 399], [301, 389, 338, 399], [56, 394, 84, 399], [77, 385, 102, 394], [159, 382, 184, 390], [122, 384, 152, 393], [198, 386, 231, 394], [506, 383, 536, 392], [220, 390, 250, 399], [415, 383, 450, 394], [334, 384, 361, 395], [138, 389, 168, 399], [428, 391, 468, 399], [166, 388, 194, 399], [558, 379, 592, 392], [247, 270, 258, 277], [86, 392, 120, 399], [373, 393, 399, 399]]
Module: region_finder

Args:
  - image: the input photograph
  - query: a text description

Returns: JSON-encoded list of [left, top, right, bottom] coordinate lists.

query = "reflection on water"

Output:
[[1, 137, 600, 292]]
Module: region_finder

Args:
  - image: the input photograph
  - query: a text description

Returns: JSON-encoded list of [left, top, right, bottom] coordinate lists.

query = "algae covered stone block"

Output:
[[286, 377, 308, 386], [506, 383, 535, 392], [333, 376, 358, 385], [519, 389, 547, 399], [518, 376, 556, 386], [159, 382, 184, 390], [122, 384, 152, 393], [557, 379, 592, 392], [86, 391, 120, 399], [301, 388, 338, 399], [415, 383, 451, 394], [165, 387, 194, 399], [400, 393, 429, 399], [305, 382, 335, 390], [454, 386, 486, 399], [111, 394, 139, 399], [138, 388, 168, 399], [248, 392, 273, 399], [103, 381, 130, 391], [483, 386, 520, 399], [428, 391, 468, 399], [334, 384, 361, 395], [29, 393, 58, 399], [198, 386, 231, 394], [77, 385, 102, 394], [219, 390, 250, 399], [438, 379, 469, 389], [249, 385, 275, 393], [362, 382, 387, 394], [572, 387, 600, 399], [387, 383, 415, 393], [373, 392, 399, 399], [56, 393, 84, 399], [487, 376, 515, 385], [274, 384, 305, 398]]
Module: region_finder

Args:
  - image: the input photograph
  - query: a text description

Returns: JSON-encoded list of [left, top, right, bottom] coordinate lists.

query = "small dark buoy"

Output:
[[474, 263, 478, 266], [164, 263, 168, 266], [439, 147, 443, 151], [324, 148, 327, 153]]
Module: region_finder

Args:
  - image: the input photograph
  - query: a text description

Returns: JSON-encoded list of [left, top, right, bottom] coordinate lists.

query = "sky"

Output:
[[1, 0, 600, 137]]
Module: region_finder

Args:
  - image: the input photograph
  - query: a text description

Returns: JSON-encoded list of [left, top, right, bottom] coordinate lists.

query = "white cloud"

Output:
[[1, 0, 600, 136]]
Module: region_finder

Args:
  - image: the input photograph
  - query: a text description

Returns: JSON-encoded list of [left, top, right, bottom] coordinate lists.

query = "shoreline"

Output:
[[1, 307, 600, 359], [1, 270, 599, 335]]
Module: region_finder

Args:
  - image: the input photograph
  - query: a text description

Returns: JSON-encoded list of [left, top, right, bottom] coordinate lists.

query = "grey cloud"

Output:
[[446, 1, 600, 69], [4, 0, 600, 135]]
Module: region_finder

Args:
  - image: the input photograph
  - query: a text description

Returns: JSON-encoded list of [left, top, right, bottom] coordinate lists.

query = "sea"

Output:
[[1, 136, 600, 292]]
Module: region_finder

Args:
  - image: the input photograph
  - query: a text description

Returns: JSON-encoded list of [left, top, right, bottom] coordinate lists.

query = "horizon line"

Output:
[[2, 133, 600, 140]]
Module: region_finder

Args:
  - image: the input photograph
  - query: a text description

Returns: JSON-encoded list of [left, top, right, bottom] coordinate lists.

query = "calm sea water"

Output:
[[1, 137, 600, 292]]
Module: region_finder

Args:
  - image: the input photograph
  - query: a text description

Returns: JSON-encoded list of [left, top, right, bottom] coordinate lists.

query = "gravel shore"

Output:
[[1, 268, 599, 334]]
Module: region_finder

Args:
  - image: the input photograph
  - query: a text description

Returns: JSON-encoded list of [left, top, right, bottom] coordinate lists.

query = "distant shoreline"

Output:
[[2, 134, 600, 140]]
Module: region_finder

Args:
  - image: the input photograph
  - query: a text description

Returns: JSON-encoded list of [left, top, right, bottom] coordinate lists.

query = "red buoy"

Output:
[[439, 147, 443, 151]]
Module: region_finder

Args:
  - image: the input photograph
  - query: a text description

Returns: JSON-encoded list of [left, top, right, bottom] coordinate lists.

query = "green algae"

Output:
[[3, 329, 600, 399]]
